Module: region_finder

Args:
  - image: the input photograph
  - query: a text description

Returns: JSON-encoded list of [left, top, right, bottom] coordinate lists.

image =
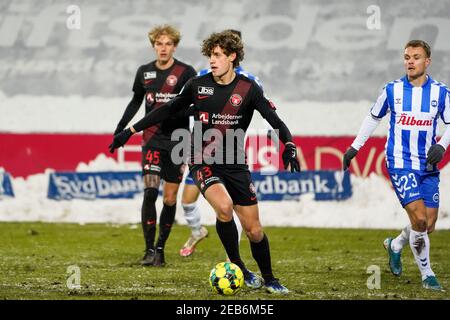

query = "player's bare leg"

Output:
[[426, 207, 438, 234], [234, 204, 288, 294], [179, 184, 209, 256], [404, 200, 442, 290], [141, 174, 161, 266]]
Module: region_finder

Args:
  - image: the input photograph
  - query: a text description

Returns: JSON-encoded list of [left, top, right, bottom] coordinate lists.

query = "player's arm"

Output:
[[249, 72, 279, 145], [108, 80, 194, 153], [252, 85, 300, 172], [114, 67, 145, 135], [170, 66, 198, 119], [114, 92, 145, 134], [343, 87, 388, 170], [427, 89, 450, 165]]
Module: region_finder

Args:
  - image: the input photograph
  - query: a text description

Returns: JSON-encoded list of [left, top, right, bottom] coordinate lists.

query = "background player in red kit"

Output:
[[112, 25, 196, 267], [110, 30, 300, 294]]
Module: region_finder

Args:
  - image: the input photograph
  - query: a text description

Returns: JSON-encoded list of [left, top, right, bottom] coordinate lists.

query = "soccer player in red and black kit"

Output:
[[110, 30, 300, 294], [112, 25, 196, 267]]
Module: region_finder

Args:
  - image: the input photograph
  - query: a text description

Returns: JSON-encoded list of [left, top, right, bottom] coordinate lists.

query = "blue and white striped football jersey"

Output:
[[371, 75, 450, 171], [197, 66, 263, 90]]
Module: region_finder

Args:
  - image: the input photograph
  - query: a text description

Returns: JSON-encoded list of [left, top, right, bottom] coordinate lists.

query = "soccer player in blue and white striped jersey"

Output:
[[343, 40, 450, 291]]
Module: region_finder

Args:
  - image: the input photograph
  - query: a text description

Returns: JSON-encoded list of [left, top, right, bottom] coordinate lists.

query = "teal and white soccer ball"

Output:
[[209, 262, 244, 295]]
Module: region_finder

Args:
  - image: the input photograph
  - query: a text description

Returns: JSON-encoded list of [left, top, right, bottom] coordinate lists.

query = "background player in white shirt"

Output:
[[343, 40, 450, 291]]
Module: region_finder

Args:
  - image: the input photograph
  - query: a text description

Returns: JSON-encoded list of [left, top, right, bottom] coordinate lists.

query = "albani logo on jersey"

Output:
[[166, 75, 178, 86], [230, 94, 243, 107], [397, 113, 433, 126]]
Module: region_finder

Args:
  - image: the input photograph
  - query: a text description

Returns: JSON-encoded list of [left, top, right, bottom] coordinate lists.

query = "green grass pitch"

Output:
[[0, 222, 448, 300]]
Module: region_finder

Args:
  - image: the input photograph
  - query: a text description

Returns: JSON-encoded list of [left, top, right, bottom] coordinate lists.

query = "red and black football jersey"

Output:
[[133, 72, 293, 166], [132, 59, 196, 148]]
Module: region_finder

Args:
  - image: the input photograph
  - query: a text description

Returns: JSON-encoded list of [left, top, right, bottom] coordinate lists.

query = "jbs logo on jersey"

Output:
[[198, 86, 214, 95], [199, 112, 209, 124], [144, 72, 156, 80]]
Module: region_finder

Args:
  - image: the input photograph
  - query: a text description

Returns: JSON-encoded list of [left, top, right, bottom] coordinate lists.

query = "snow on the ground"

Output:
[[1, 154, 449, 229]]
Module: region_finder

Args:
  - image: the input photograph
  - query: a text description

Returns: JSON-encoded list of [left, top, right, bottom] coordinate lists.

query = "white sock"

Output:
[[182, 202, 202, 236], [409, 229, 435, 280], [233, 212, 243, 243], [391, 225, 411, 253]]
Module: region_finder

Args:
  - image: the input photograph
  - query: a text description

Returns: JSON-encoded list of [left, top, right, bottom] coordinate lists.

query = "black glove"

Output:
[[343, 146, 358, 171], [109, 128, 133, 153], [282, 143, 300, 172], [426, 144, 445, 166], [113, 124, 125, 136]]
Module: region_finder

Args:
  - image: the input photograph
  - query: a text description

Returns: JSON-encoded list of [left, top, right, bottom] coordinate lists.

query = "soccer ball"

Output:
[[209, 262, 244, 295]]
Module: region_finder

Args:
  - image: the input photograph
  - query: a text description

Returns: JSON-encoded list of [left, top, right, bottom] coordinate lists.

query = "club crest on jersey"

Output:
[[199, 111, 209, 124], [230, 94, 243, 107], [198, 86, 214, 95], [431, 100, 438, 108], [166, 75, 178, 86], [146, 92, 155, 103]]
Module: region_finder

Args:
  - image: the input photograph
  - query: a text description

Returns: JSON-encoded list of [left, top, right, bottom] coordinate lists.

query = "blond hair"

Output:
[[148, 24, 181, 47]]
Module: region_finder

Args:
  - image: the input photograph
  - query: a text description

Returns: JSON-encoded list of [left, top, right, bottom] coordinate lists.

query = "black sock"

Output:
[[155, 203, 177, 250], [250, 234, 274, 283], [141, 188, 158, 251], [216, 219, 247, 272]]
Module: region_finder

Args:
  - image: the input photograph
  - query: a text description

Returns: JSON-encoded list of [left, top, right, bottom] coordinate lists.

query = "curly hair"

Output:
[[148, 24, 181, 47], [201, 30, 244, 68]]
